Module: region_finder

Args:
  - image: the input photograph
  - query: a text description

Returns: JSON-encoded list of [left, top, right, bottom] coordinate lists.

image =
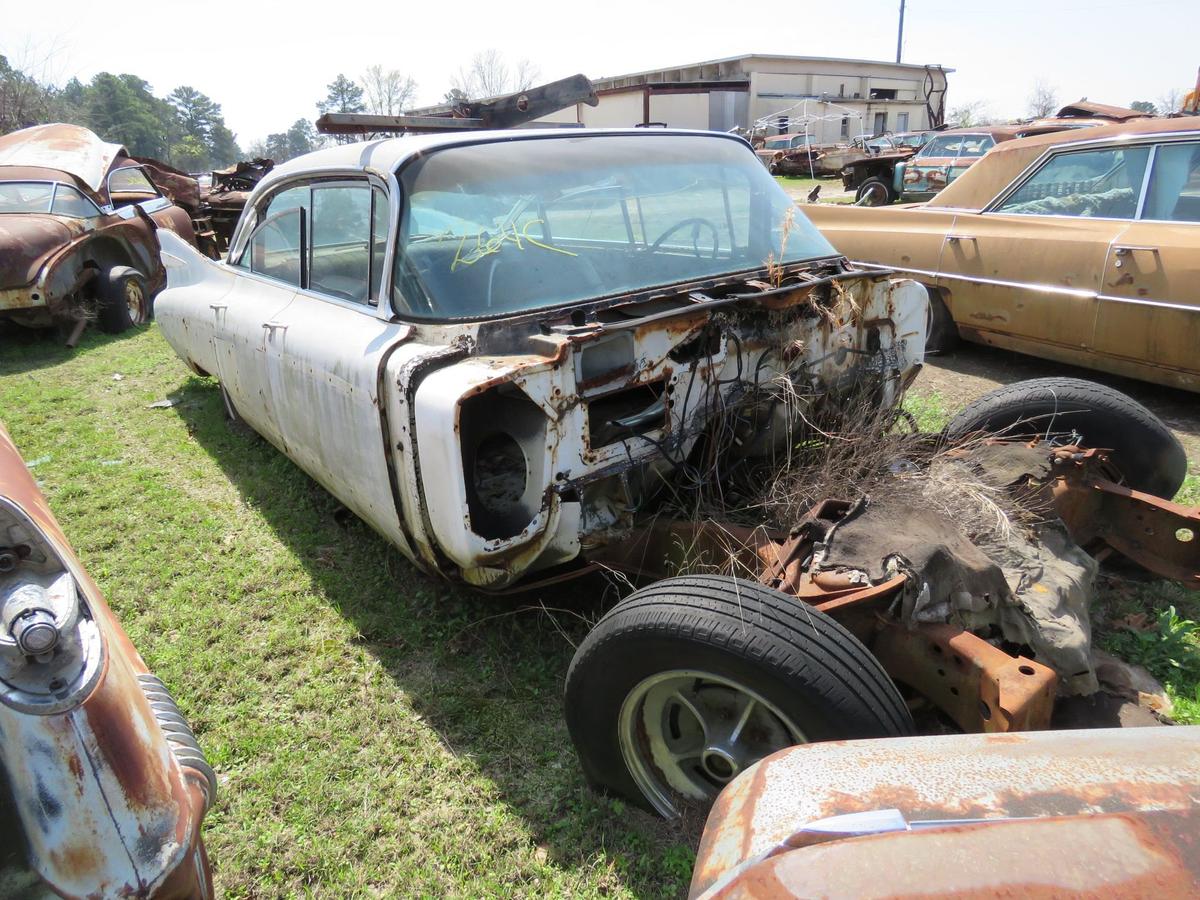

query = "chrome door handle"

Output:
[[1113, 246, 1158, 268], [262, 321, 287, 332], [209, 303, 228, 311]]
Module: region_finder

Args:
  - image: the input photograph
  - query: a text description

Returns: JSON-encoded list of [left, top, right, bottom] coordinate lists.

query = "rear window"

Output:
[[919, 134, 995, 158], [0, 181, 54, 213], [394, 134, 837, 320]]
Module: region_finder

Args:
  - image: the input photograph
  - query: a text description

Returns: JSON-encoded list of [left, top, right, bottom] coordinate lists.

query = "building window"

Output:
[[840, 116, 849, 138], [873, 112, 887, 135], [897, 112, 909, 131], [869, 88, 898, 100], [839, 82, 845, 97]]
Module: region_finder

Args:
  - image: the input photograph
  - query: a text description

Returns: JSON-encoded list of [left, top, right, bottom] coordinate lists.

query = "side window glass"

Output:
[[248, 207, 304, 287], [370, 187, 389, 303], [995, 145, 1152, 219], [310, 184, 372, 303], [1142, 142, 1200, 223], [107, 167, 157, 201], [266, 185, 309, 217], [51, 185, 98, 218]]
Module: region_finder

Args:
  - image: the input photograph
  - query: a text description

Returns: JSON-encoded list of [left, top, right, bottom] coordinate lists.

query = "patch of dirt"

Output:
[[913, 344, 1200, 471]]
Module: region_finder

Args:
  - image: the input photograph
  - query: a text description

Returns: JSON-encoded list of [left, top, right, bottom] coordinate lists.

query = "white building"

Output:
[[538, 54, 952, 142]]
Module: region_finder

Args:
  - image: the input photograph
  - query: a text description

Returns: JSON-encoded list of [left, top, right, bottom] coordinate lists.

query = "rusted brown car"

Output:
[[807, 116, 1200, 392], [755, 134, 865, 177], [0, 423, 215, 896], [0, 124, 199, 342], [689, 726, 1200, 898]]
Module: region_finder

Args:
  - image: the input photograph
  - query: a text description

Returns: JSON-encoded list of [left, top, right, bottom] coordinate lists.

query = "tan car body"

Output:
[[807, 116, 1200, 392]]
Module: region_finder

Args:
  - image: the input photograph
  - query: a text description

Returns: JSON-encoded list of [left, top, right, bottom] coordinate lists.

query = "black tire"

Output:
[[565, 575, 913, 817], [925, 287, 959, 354], [945, 377, 1187, 498], [97, 267, 148, 334], [855, 176, 895, 206]]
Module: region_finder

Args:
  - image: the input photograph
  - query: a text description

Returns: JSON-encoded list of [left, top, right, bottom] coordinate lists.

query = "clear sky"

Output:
[[5, 0, 1197, 146]]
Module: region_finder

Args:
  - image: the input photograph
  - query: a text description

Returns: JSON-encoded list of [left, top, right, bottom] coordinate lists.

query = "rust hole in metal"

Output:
[[949, 686, 959, 696], [1176, 528, 1195, 543], [1019, 665, 1037, 676]]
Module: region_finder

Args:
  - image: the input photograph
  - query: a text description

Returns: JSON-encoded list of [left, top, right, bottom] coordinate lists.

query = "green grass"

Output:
[[0, 327, 694, 898]]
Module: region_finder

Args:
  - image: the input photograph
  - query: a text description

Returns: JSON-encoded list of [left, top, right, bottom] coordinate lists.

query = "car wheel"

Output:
[[925, 287, 959, 354], [945, 377, 1187, 498], [855, 176, 894, 206], [97, 267, 148, 334], [564, 575, 914, 818]]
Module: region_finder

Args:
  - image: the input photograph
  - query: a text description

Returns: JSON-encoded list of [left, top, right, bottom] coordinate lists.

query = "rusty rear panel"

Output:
[[0, 425, 213, 897], [690, 726, 1200, 898]]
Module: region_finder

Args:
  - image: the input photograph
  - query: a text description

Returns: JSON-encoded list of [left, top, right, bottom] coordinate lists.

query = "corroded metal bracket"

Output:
[[871, 621, 1058, 733], [1048, 448, 1200, 589]]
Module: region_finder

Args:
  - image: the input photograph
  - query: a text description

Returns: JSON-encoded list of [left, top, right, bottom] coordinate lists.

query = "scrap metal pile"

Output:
[[592, 375, 1198, 732]]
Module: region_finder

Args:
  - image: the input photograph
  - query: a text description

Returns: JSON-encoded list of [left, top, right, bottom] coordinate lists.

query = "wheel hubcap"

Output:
[[125, 280, 145, 322], [618, 669, 805, 818]]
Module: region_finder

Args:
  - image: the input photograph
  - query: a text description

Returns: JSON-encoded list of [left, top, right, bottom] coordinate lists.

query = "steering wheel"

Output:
[[648, 217, 721, 259]]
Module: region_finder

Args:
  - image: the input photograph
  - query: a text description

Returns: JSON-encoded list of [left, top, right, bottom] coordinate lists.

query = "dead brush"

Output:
[[657, 379, 1057, 581]]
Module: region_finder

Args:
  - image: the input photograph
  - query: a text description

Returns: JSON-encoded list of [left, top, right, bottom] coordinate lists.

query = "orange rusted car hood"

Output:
[[691, 726, 1200, 898]]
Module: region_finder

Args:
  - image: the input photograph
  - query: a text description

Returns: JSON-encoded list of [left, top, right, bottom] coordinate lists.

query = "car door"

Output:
[[260, 179, 413, 543], [939, 142, 1152, 351], [1094, 139, 1200, 385], [214, 192, 307, 443]]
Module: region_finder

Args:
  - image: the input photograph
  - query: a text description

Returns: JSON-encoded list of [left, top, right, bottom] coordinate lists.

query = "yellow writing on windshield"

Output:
[[451, 218, 578, 272]]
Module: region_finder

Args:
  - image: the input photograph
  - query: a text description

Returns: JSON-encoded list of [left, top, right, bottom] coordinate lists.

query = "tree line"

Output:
[[0, 49, 537, 171], [1, 55, 240, 171]]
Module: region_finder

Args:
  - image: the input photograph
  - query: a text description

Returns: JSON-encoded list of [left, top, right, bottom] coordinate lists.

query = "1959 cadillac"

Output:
[[155, 128, 932, 812], [153, 129, 1200, 819], [155, 129, 927, 592]]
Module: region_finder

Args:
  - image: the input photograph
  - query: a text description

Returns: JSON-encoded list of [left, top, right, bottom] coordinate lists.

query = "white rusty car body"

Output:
[[0, 424, 215, 897], [155, 129, 927, 590]]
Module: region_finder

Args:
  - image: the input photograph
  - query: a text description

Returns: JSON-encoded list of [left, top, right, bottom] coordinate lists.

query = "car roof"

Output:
[[0, 123, 126, 193], [929, 115, 1200, 210], [258, 128, 748, 194]]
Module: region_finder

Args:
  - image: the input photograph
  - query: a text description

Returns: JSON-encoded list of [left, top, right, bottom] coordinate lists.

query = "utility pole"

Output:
[[896, 0, 906, 63]]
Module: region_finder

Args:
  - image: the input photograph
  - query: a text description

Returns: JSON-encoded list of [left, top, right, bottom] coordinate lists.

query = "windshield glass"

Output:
[[0, 181, 54, 213], [919, 134, 995, 159], [394, 134, 836, 320]]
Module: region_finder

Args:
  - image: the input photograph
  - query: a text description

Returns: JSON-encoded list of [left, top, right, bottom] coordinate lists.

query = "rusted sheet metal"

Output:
[[0, 424, 213, 896], [698, 810, 1200, 898], [1049, 448, 1200, 588], [0, 123, 125, 192], [690, 726, 1200, 898], [871, 621, 1057, 733], [318, 74, 598, 135], [134, 156, 203, 213]]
